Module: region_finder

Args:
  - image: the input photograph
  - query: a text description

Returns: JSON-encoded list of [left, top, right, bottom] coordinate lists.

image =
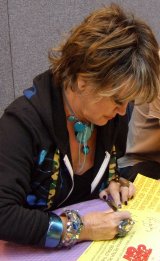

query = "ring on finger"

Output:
[[116, 219, 135, 238]]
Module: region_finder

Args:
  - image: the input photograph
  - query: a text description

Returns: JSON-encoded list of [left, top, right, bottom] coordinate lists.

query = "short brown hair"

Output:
[[49, 4, 160, 103]]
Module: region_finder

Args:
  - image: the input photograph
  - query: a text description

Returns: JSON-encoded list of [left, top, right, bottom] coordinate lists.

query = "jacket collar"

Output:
[[51, 80, 71, 157]]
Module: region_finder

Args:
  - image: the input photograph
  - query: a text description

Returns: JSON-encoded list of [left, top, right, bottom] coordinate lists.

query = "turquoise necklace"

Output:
[[63, 90, 94, 155]]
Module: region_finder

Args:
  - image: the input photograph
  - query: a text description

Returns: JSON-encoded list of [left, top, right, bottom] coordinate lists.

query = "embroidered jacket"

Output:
[[0, 70, 128, 247]]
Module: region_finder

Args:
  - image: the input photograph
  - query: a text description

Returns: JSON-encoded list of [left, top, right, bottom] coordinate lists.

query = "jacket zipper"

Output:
[[91, 151, 110, 193], [57, 155, 74, 207]]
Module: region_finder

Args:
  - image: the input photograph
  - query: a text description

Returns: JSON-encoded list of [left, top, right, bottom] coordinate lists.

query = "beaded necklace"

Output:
[[63, 89, 94, 174]]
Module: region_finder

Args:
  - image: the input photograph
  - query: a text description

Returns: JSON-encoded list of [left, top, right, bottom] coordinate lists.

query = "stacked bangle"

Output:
[[45, 213, 63, 248], [59, 210, 84, 248]]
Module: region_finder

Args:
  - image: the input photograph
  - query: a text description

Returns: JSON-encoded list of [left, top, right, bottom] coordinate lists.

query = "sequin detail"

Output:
[[38, 149, 47, 165]]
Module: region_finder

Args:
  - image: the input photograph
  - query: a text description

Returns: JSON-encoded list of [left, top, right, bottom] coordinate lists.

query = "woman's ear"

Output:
[[77, 75, 87, 92]]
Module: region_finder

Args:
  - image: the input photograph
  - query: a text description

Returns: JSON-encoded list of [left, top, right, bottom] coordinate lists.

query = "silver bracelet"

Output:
[[59, 210, 84, 248]]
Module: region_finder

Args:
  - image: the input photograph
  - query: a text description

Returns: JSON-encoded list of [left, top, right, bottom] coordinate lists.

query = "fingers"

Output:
[[81, 210, 133, 241], [99, 189, 120, 212], [99, 189, 108, 200], [115, 210, 132, 221], [108, 181, 121, 208], [99, 178, 136, 207], [99, 183, 121, 206], [120, 186, 129, 205], [120, 180, 136, 204], [128, 181, 136, 198], [106, 210, 132, 239]]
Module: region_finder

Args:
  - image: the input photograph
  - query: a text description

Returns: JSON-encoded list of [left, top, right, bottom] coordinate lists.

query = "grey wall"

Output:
[[0, 0, 160, 116], [0, 0, 14, 116]]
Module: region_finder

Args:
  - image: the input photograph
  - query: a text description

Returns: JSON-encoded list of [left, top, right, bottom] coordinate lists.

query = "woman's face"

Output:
[[72, 77, 129, 126], [79, 93, 128, 126]]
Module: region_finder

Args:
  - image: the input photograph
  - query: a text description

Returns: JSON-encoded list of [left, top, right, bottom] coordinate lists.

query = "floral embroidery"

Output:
[[27, 145, 118, 209], [108, 145, 119, 183], [26, 149, 61, 209], [47, 149, 60, 208], [99, 145, 119, 192]]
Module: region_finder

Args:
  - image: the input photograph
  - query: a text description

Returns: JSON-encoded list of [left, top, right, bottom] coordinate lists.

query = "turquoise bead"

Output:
[[82, 145, 89, 155], [68, 115, 76, 122], [67, 113, 94, 155], [76, 125, 92, 143], [74, 121, 85, 132]]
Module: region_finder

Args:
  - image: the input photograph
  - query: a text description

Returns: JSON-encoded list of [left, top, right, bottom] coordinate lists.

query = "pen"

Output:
[[102, 196, 135, 237], [103, 195, 118, 211]]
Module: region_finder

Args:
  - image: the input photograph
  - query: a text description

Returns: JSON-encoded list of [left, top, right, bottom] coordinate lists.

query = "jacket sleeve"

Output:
[[0, 111, 60, 247]]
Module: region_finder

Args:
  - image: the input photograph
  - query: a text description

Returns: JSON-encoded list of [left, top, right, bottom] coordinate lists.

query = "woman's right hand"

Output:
[[79, 210, 132, 241]]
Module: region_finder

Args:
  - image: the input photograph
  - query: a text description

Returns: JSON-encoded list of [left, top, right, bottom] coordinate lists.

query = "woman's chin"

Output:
[[94, 118, 110, 126]]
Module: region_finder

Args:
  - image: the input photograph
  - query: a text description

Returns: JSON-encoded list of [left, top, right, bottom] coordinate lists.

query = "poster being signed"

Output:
[[78, 209, 160, 261], [78, 174, 160, 261], [123, 174, 160, 213]]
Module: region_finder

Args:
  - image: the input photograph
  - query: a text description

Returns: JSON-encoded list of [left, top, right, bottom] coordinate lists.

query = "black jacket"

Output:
[[0, 70, 128, 246]]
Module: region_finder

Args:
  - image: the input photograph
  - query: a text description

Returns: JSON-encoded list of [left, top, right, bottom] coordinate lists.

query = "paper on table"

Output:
[[123, 173, 160, 212], [78, 174, 160, 261], [78, 209, 160, 261]]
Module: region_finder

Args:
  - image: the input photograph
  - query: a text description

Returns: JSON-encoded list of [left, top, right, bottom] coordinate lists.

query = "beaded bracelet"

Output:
[[59, 210, 84, 248], [45, 213, 63, 248]]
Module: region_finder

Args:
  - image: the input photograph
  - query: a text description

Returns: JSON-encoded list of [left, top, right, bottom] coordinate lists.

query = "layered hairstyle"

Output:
[[49, 4, 160, 104]]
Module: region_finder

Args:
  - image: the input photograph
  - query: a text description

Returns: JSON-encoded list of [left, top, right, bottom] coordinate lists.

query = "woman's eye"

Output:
[[117, 101, 124, 106], [114, 98, 124, 106]]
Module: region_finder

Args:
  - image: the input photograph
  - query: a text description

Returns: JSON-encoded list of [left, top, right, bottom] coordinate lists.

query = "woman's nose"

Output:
[[117, 102, 128, 116]]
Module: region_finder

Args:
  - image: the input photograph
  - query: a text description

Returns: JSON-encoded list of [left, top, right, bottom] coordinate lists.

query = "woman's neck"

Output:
[[63, 88, 87, 123]]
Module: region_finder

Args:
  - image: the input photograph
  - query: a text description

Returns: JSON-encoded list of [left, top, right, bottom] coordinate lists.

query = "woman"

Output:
[[0, 4, 159, 249]]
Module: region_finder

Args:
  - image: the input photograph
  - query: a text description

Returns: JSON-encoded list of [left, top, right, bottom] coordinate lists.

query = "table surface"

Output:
[[0, 199, 108, 261]]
